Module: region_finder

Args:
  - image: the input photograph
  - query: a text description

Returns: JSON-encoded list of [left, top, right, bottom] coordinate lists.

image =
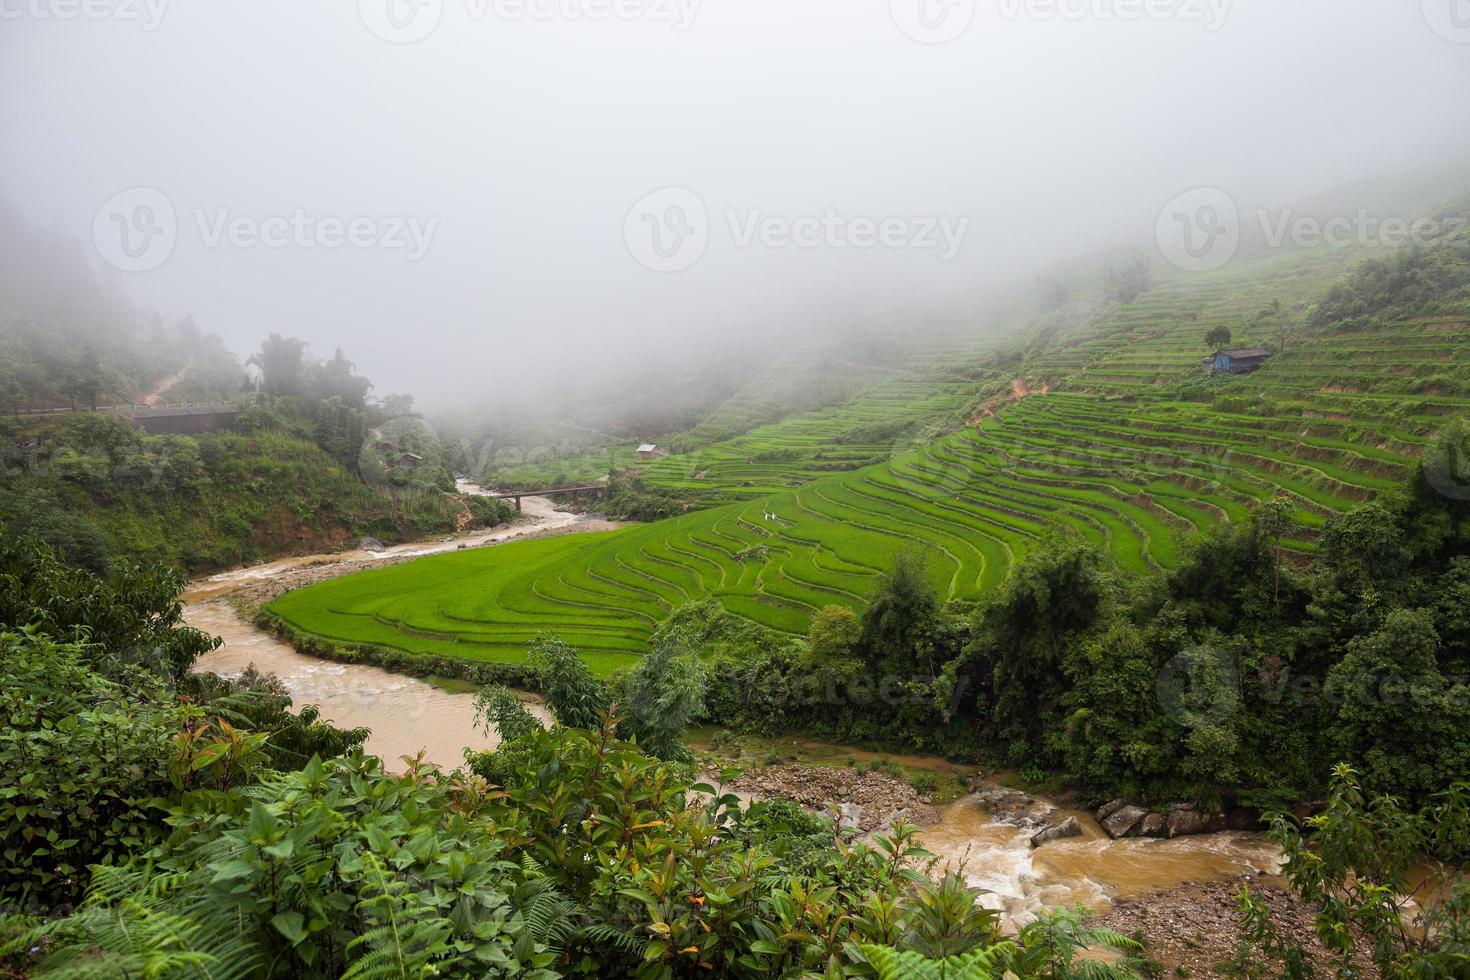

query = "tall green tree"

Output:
[[960, 533, 1111, 765], [247, 333, 308, 399], [1324, 609, 1470, 799], [528, 633, 609, 731], [620, 628, 706, 761], [858, 551, 942, 680]]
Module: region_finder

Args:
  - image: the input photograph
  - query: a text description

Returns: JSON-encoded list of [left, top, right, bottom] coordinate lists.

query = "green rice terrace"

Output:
[[269, 230, 1470, 675]]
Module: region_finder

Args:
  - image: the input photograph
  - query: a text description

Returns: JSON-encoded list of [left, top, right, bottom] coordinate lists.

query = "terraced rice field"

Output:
[[271, 241, 1470, 672], [639, 370, 980, 497], [270, 386, 1443, 672]]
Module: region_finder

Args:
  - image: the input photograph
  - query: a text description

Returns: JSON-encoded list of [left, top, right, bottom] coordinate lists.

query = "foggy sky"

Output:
[[2, 1, 1468, 410]]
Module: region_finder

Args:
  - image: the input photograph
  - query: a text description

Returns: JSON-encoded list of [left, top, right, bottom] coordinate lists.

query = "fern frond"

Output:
[[855, 943, 1005, 979]]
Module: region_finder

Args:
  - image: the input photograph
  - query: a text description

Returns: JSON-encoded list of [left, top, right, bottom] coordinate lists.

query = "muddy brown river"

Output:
[[185, 488, 574, 765], [184, 489, 1282, 925], [919, 799, 1281, 924]]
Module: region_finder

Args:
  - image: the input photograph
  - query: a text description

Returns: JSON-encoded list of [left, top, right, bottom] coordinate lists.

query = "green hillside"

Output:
[[270, 216, 1470, 672]]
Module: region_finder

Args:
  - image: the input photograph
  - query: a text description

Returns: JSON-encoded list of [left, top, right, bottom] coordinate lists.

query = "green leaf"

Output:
[[209, 859, 258, 884], [271, 910, 307, 945]]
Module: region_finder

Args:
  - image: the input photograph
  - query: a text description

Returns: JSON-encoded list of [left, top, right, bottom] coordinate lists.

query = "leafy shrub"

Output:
[[1236, 765, 1470, 978], [0, 631, 180, 910], [0, 539, 217, 683], [21, 754, 563, 978]]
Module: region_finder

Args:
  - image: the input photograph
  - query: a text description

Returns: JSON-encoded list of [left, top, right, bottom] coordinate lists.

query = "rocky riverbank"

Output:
[[725, 763, 942, 834], [1094, 878, 1378, 976], [969, 779, 1297, 845]]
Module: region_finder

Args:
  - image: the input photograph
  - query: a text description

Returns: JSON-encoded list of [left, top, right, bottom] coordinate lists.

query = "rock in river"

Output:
[[1102, 805, 1150, 839], [1029, 816, 1083, 847]]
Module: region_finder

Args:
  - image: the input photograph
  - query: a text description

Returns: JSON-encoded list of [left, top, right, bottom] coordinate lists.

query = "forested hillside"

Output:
[[0, 207, 514, 573]]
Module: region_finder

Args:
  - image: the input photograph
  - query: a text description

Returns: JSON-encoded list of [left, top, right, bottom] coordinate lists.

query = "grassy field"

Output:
[[270, 230, 1470, 672]]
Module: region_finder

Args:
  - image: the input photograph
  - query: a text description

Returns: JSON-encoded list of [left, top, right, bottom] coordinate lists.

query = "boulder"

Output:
[[1167, 806, 1217, 838], [1096, 799, 1129, 822], [972, 784, 1055, 831], [1102, 805, 1149, 839], [1030, 816, 1083, 847], [836, 803, 863, 832], [360, 536, 385, 552], [1139, 813, 1168, 838]]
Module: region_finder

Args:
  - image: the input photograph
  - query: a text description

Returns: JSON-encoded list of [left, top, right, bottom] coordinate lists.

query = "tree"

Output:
[[526, 633, 609, 730], [858, 551, 942, 680], [62, 347, 108, 411], [310, 348, 373, 408], [0, 539, 218, 683], [621, 628, 706, 761], [1324, 609, 1470, 798], [1205, 325, 1233, 349], [1237, 765, 1470, 978], [1104, 256, 1151, 304], [806, 604, 862, 673], [1257, 496, 1294, 607], [378, 392, 416, 419], [961, 534, 1111, 764], [473, 684, 543, 743], [247, 334, 308, 399], [0, 378, 23, 416], [1253, 298, 1294, 352]]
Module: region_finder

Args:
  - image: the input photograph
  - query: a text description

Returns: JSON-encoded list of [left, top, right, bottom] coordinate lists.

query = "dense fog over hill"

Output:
[[2, 1, 1468, 411]]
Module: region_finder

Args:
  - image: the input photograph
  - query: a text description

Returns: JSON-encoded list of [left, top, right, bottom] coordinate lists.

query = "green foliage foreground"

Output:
[[0, 543, 1141, 979], [2, 671, 1139, 979]]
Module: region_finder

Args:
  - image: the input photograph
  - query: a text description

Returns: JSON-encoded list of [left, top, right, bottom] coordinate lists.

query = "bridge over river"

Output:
[[481, 483, 608, 512]]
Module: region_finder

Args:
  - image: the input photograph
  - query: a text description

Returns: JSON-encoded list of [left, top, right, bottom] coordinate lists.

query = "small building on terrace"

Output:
[[637, 444, 659, 460], [1208, 348, 1270, 376]]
